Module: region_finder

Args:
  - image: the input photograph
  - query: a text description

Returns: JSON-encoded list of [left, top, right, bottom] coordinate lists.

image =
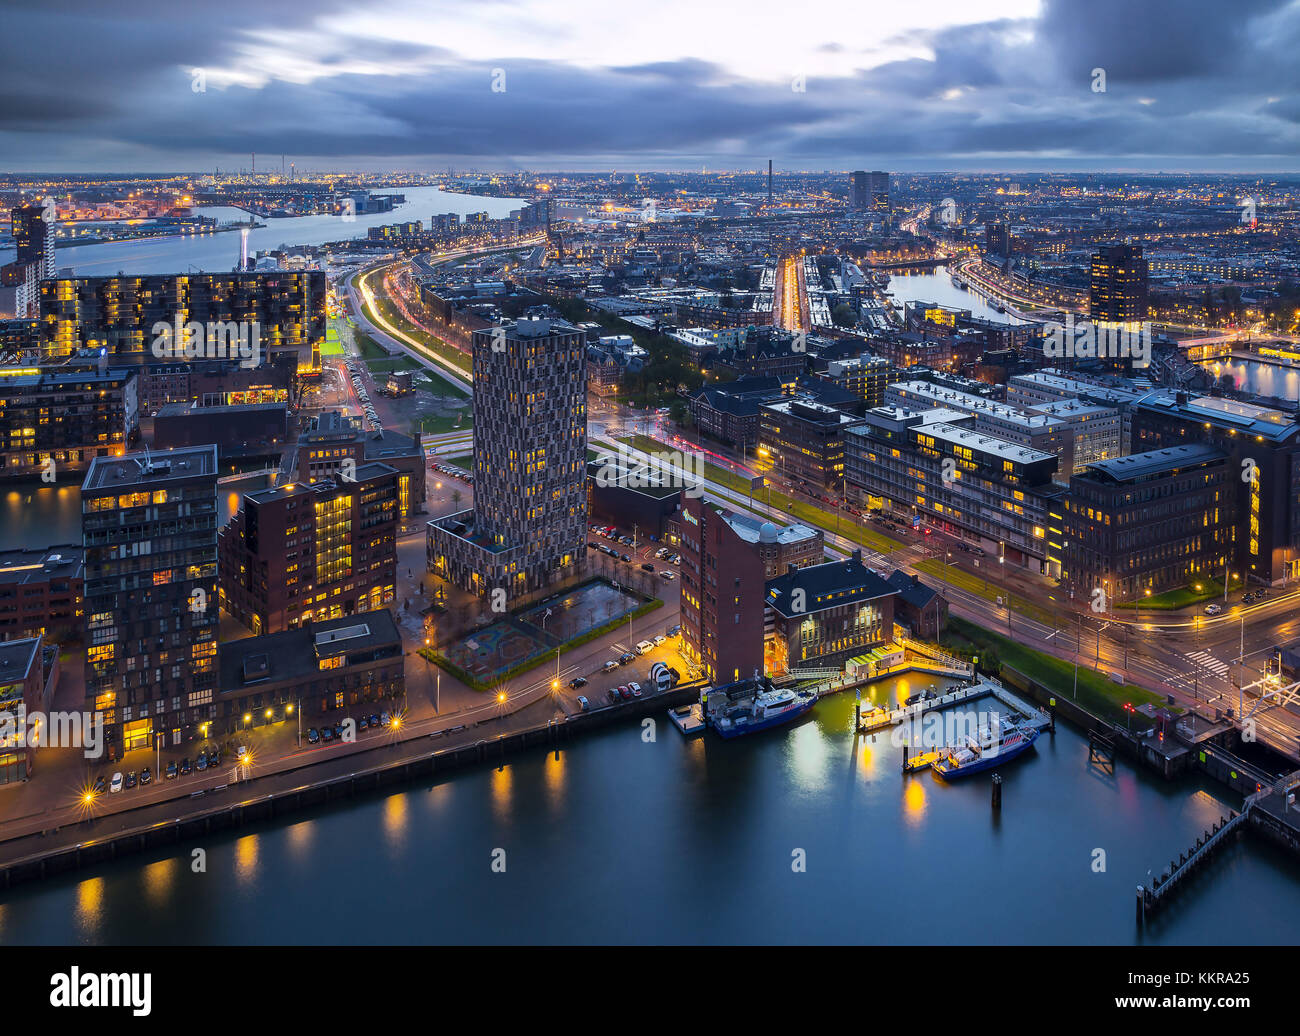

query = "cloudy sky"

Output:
[[1, 0, 1296, 172]]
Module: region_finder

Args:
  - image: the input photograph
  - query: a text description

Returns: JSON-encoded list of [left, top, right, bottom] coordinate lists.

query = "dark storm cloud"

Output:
[[0, 0, 1295, 169]]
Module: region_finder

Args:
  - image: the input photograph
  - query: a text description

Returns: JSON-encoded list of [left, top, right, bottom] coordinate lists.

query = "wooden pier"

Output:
[[1137, 809, 1248, 923]]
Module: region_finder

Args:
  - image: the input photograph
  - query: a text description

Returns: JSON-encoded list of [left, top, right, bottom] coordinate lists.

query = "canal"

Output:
[[1, 674, 1295, 944], [885, 265, 1032, 325]]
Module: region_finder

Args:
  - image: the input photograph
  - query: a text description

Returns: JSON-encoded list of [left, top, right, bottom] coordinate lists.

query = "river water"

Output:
[[1, 186, 522, 276], [1, 677, 1295, 944], [885, 265, 1031, 325]]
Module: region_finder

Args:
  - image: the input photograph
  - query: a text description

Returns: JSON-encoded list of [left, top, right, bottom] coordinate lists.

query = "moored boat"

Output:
[[932, 722, 1038, 779]]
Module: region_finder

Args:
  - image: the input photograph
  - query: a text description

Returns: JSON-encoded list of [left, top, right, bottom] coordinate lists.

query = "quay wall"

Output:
[[0, 685, 701, 891]]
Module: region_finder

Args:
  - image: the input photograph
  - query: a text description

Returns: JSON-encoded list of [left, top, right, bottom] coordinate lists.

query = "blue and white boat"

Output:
[[709, 685, 817, 739], [932, 722, 1038, 779]]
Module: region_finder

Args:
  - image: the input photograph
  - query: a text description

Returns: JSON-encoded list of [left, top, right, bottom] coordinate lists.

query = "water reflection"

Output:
[[142, 857, 178, 908], [234, 834, 260, 886], [543, 750, 566, 812], [382, 793, 409, 852], [74, 876, 105, 937], [1203, 359, 1300, 402]]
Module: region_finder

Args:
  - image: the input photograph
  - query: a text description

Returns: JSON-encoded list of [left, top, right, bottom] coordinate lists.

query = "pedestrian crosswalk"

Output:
[[1188, 650, 1231, 677]]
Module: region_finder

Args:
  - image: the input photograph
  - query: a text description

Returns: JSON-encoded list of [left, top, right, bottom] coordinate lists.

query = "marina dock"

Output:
[[668, 703, 706, 736], [855, 677, 1052, 735]]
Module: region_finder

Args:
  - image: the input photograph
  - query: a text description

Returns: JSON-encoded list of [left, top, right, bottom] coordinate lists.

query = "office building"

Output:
[[883, 380, 1075, 483], [219, 463, 399, 635], [1131, 392, 1300, 585], [844, 407, 1065, 575], [850, 171, 889, 211], [1061, 445, 1235, 603], [428, 318, 587, 597], [758, 396, 859, 490], [815, 355, 890, 408], [82, 446, 219, 759], [1089, 243, 1148, 325]]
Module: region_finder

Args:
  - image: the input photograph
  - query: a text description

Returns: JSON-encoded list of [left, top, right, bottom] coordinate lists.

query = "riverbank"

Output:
[[0, 681, 702, 890]]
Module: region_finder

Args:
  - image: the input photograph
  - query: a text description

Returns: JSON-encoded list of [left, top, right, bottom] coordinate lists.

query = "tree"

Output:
[[832, 302, 858, 327]]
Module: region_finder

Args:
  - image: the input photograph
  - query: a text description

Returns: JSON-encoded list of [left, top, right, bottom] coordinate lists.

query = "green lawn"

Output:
[[616, 434, 905, 556], [443, 454, 473, 470], [943, 616, 1170, 727], [1116, 576, 1242, 611], [421, 412, 471, 434], [321, 325, 344, 357], [914, 558, 1057, 627]]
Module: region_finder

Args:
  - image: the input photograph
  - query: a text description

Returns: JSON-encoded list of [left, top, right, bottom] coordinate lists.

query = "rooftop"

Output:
[[82, 445, 217, 492], [1083, 443, 1228, 483]]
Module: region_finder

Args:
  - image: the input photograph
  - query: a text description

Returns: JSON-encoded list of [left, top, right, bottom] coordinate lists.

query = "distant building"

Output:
[[0, 545, 83, 643], [428, 318, 587, 596], [12, 203, 56, 281], [82, 446, 219, 759], [885, 570, 948, 639], [1089, 243, 1148, 325]]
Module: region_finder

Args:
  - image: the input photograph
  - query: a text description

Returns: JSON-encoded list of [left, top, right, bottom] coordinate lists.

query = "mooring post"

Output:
[[991, 773, 1002, 809], [854, 701, 861, 731], [902, 743, 909, 773], [1136, 885, 1145, 925], [1048, 697, 1056, 734]]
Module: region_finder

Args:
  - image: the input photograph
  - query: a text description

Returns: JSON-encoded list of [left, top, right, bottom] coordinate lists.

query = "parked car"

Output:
[[635, 640, 654, 655], [93, 774, 107, 794], [660, 571, 676, 581], [207, 750, 220, 768], [607, 689, 621, 704], [602, 660, 619, 673], [619, 553, 631, 563], [124, 771, 137, 790], [653, 634, 666, 646], [322, 726, 334, 742], [569, 676, 588, 689], [668, 624, 681, 637], [196, 754, 208, 771], [618, 685, 633, 701], [110, 772, 123, 793], [628, 682, 643, 698], [588, 541, 600, 550], [140, 767, 152, 786], [358, 715, 369, 731], [577, 696, 591, 712], [369, 714, 381, 728], [641, 562, 655, 572], [1205, 603, 1223, 616], [165, 761, 178, 780], [618, 652, 635, 666], [307, 727, 320, 744], [381, 711, 392, 727], [179, 757, 192, 776]]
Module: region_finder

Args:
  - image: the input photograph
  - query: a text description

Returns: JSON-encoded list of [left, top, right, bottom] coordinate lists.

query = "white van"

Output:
[[635, 640, 654, 655]]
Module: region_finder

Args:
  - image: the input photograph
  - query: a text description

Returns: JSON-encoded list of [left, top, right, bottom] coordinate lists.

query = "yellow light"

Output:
[[265, 708, 273, 719], [243, 713, 251, 723], [497, 692, 507, 703]]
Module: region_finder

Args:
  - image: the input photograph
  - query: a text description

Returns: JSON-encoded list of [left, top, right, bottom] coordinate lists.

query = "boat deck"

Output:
[[668, 704, 706, 736]]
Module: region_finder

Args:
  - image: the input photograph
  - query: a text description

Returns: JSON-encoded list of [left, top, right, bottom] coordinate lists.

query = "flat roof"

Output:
[[886, 380, 1065, 430], [924, 422, 1057, 464], [0, 638, 40, 681], [82, 445, 217, 492], [1138, 392, 1300, 442], [1085, 443, 1228, 482]]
